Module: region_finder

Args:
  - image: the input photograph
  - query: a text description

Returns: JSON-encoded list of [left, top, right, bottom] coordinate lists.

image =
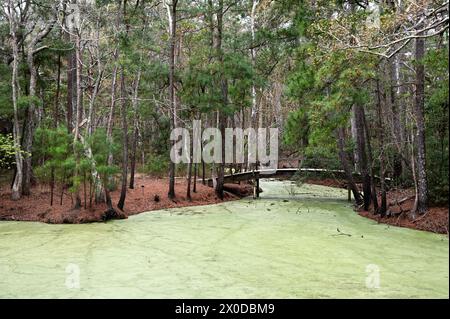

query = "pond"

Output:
[[0, 181, 448, 298]]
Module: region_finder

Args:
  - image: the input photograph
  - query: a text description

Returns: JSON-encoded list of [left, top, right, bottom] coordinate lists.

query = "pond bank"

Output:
[[1, 176, 448, 233], [0, 176, 239, 224]]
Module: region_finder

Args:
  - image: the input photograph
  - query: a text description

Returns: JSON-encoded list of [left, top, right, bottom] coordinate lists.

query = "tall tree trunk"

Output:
[[350, 107, 359, 170], [193, 163, 198, 192], [22, 45, 40, 196], [248, 0, 258, 170], [241, 106, 247, 171], [103, 0, 122, 207], [106, 47, 119, 166], [376, 79, 387, 215], [117, 67, 128, 211], [215, 0, 227, 200], [167, 0, 178, 199], [129, 69, 141, 189], [337, 128, 363, 205], [72, 33, 82, 209], [106, 0, 122, 167], [362, 105, 378, 213], [389, 57, 403, 180], [8, 5, 23, 200], [50, 52, 60, 205], [201, 142, 206, 185], [67, 52, 76, 133], [129, 124, 138, 189], [54, 48, 61, 128], [354, 105, 372, 210], [410, 132, 419, 218], [85, 51, 104, 203], [187, 134, 193, 201], [413, 36, 428, 215], [87, 50, 102, 137], [398, 56, 410, 183], [118, 0, 129, 210]]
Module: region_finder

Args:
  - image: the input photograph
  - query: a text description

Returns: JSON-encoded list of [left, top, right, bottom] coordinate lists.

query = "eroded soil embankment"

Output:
[[0, 176, 244, 224], [305, 178, 449, 234]]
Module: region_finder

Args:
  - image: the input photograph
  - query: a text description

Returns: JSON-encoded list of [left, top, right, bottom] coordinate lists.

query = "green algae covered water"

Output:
[[0, 181, 448, 298]]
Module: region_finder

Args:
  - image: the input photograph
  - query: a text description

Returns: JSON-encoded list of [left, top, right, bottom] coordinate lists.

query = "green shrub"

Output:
[[0, 133, 16, 169], [0, 133, 28, 169]]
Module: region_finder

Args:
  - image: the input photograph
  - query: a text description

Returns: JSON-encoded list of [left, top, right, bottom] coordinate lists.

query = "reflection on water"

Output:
[[0, 181, 448, 298]]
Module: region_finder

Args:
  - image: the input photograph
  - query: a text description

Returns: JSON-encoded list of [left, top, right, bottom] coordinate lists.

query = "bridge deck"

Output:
[[207, 168, 390, 187]]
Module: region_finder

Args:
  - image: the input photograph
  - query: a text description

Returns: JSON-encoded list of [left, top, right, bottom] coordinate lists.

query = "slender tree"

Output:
[[166, 0, 178, 199], [6, 0, 23, 200], [413, 35, 428, 214]]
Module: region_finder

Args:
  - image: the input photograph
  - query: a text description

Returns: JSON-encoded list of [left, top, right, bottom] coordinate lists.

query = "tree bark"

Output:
[[353, 105, 372, 210], [215, 0, 227, 200], [376, 79, 387, 215], [166, 0, 178, 199], [337, 128, 363, 205], [72, 32, 83, 209], [201, 141, 206, 185], [362, 105, 378, 213], [8, 1, 23, 200], [129, 69, 141, 189], [413, 36, 428, 215], [248, 0, 258, 170], [106, 0, 122, 167], [117, 66, 128, 211], [129, 123, 138, 189], [87, 44, 102, 137], [52, 43, 62, 203], [67, 52, 76, 133], [118, 0, 129, 210], [21, 55, 37, 196], [350, 109, 359, 170], [389, 57, 403, 180], [106, 47, 119, 166], [54, 47, 61, 128], [193, 163, 198, 192], [187, 134, 193, 201]]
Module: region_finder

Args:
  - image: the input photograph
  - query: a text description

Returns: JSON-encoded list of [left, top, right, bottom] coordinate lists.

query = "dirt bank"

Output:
[[357, 188, 449, 235], [1, 176, 448, 233], [0, 176, 238, 224], [304, 178, 448, 234]]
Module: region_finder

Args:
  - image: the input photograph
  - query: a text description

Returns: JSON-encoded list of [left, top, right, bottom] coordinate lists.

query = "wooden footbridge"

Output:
[[207, 168, 390, 199]]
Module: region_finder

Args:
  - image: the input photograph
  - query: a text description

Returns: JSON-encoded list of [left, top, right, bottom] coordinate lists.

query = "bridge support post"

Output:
[[255, 161, 260, 199], [251, 171, 260, 199], [256, 173, 260, 198], [252, 171, 256, 199]]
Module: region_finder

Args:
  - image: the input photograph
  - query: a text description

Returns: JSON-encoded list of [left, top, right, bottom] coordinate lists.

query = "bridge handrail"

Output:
[[209, 167, 392, 182]]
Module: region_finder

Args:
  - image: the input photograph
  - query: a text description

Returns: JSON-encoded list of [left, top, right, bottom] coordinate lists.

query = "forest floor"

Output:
[[304, 178, 448, 235], [0, 175, 239, 224]]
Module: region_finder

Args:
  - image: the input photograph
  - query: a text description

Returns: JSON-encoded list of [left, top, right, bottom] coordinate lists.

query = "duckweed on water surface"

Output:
[[0, 181, 448, 298]]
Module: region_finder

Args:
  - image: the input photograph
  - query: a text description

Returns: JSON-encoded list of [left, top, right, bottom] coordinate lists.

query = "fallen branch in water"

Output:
[[331, 228, 352, 237]]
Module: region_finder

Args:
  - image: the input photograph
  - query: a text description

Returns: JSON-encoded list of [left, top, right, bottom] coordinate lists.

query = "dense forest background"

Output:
[[0, 0, 448, 217]]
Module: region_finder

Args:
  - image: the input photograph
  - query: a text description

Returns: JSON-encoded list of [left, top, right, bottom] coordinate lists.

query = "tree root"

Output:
[[101, 208, 126, 221]]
